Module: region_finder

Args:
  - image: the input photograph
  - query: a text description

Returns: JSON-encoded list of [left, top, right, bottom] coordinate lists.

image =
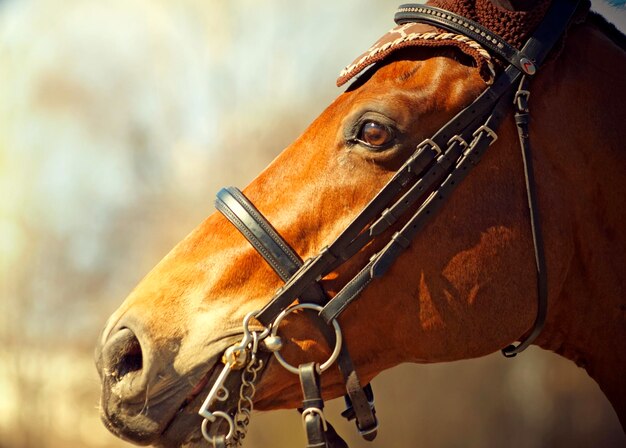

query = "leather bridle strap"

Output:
[[394, 1, 582, 76], [299, 363, 328, 448], [321, 0, 580, 353], [320, 1, 576, 357], [252, 58, 528, 326], [502, 75, 548, 357], [216, 187, 333, 306], [320, 94, 512, 322], [298, 363, 349, 448], [216, 187, 302, 282], [216, 187, 378, 438]]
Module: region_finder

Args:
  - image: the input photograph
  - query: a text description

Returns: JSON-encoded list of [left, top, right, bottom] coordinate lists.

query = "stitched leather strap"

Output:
[[297, 363, 351, 448], [239, 0, 580, 332], [253, 60, 526, 325], [216, 187, 302, 281]]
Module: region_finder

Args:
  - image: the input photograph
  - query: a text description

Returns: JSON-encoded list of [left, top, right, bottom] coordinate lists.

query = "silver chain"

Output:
[[200, 312, 270, 448], [231, 353, 264, 446]]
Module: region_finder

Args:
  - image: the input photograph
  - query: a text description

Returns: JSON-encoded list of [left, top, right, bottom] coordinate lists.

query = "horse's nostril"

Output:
[[116, 334, 143, 379], [103, 327, 144, 382]]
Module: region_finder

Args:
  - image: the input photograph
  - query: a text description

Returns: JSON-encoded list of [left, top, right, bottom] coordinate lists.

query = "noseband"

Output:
[[199, 0, 581, 446]]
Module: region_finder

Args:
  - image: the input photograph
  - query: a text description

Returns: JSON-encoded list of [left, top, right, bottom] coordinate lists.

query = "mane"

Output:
[[588, 10, 626, 51]]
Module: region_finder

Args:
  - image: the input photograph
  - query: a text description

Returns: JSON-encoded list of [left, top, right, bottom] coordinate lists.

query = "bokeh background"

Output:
[[1, 0, 625, 447]]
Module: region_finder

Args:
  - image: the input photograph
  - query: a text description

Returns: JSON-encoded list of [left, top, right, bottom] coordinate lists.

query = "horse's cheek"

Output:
[[437, 226, 534, 349]]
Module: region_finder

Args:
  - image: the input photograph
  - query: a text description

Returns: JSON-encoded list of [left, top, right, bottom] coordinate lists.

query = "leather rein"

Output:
[[197, 1, 581, 446]]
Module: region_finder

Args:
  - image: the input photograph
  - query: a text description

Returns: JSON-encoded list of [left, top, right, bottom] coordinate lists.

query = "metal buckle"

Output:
[[357, 416, 379, 438], [301, 407, 328, 432], [514, 89, 531, 113], [416, 138, 442, 156], [472, 124, 498, 144], [447, 135, 468, 150]]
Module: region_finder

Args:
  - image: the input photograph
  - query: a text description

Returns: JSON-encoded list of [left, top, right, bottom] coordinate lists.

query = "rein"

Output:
[[198, 0, 581, 446]]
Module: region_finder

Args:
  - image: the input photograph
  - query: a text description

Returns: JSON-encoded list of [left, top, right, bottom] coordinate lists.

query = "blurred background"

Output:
[[1, 0, 625, 447]]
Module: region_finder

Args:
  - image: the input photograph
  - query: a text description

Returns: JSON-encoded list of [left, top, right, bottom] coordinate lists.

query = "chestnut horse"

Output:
[[96, 0, 626, 446]]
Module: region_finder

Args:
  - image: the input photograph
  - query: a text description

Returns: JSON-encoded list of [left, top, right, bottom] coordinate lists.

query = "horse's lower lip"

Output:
[[159, 351, 272, 446], [186, 366, 215, 404], [160, 362, 220, 436]]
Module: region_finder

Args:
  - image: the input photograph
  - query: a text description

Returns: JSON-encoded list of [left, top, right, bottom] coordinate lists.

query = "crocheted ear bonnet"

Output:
[[337, 0, 553, 87]]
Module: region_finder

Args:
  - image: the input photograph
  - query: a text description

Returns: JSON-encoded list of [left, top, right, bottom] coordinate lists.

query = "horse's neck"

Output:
[[533, 18, 626, 426]]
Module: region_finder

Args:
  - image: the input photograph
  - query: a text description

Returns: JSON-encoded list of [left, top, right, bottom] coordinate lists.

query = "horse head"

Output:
[[95, 0, 626, 446]]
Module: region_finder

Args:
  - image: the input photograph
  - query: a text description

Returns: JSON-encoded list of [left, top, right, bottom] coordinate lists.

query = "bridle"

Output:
[[197, 0, 582, 446]]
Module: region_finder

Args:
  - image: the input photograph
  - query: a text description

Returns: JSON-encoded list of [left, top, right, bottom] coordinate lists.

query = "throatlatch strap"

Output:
[[502, 76, 548, 357]]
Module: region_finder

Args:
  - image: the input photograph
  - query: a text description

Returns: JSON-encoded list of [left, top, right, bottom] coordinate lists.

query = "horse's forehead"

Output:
[[337, 22, 490, 87]]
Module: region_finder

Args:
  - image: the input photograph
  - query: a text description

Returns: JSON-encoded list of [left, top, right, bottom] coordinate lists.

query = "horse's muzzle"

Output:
[[95, 320, 167, 444]]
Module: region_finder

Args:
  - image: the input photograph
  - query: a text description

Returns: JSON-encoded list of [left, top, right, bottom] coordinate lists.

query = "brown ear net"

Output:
[[336, 23, 496, 87], [336, 0, 559, 88]]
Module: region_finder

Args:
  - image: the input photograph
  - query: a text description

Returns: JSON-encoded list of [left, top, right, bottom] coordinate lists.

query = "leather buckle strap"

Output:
[[297, 363, 351, 448], [299, 363, 330, 448], [320, 93, 514, 325], [341, 383, 378, 438]]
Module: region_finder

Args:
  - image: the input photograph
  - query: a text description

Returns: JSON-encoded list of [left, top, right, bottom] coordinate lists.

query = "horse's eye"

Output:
[[357, 121, 394, 148]]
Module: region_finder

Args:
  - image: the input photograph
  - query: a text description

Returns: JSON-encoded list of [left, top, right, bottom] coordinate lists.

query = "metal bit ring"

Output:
[[270, 303, 342, 374], [201, 411, 235, 444]]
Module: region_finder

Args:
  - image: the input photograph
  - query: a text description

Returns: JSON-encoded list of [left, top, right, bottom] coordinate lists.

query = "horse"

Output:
[[95, 0, 626, 446]]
